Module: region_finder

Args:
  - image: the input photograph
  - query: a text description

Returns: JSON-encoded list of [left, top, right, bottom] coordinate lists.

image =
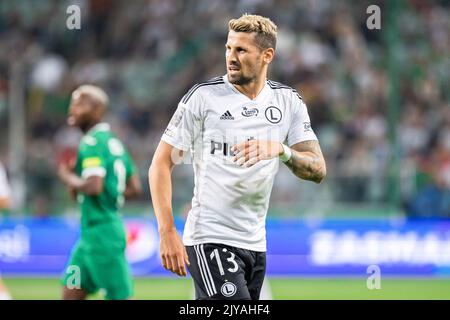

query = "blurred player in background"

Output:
[[58, 85, 142, 300], [149, 14, 326, 300], [0, 161, 12, 300]]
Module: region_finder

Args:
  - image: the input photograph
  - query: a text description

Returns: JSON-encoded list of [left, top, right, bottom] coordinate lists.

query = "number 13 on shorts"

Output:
[[210, 248, 239, 275]]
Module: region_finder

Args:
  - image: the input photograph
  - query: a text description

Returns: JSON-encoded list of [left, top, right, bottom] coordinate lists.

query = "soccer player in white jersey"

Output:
[[0, 161, 12, 300], [149, 14, 326, 300]]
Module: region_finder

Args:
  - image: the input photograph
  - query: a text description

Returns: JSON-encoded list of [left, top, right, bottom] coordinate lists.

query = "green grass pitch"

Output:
[[3, 277, 450, 300]]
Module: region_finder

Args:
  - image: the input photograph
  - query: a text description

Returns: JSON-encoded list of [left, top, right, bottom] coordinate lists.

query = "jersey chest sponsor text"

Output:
[[210, 140, 234, 156]]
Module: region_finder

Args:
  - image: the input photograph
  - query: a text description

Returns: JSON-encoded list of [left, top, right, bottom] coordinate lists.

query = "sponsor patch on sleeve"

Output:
[[168, 106, 186, 128], [82, 157, 102, 169]]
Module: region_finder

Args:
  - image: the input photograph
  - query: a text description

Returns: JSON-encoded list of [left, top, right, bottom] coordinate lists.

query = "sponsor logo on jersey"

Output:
[[265, 106, 282, 124], [221, 281, 237, 297], [168, 106, 185, 128], [303, 122, 312, 132], [164, 128, 174, 137], [210, 140, 234, 156], [220, 110, 234, 120], [241, 107, 259, 117]]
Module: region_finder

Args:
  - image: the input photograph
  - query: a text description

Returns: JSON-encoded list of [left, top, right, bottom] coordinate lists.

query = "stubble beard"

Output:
[[227, 72, 254, 86]]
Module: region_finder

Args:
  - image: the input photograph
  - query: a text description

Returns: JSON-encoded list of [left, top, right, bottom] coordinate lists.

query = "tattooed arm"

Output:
[[283, 140, 326, 183], [231, 139, 326, 183]]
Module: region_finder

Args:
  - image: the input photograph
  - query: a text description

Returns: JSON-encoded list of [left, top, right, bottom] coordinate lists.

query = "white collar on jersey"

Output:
[[222, 74, 270, 102], [87, 122, 110, 134]]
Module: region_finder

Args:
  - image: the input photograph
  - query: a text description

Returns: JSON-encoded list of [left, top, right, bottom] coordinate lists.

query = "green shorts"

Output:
[[61, 221, 133, 300]]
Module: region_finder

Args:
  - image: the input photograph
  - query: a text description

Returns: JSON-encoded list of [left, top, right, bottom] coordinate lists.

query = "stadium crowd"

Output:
[[0, 0, 448, 217]]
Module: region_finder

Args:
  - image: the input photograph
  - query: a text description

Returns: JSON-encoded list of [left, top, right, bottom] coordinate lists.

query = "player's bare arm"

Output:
[[284, 140, 326, 183], [232, 139, 326, 183], [63, 158, 78, 200], [149, 140, 190, 277], [57, 163, 104, 196], [124, 174, 142, 199]]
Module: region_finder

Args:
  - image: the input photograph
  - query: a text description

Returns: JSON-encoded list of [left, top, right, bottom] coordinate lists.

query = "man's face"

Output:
[[67, 95, 94, 131], [225, 30, 266, 85]]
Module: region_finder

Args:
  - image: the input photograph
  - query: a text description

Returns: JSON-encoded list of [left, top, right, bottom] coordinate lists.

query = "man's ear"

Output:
[[93, 102, 106, 119], [263, 48, 275, 64]]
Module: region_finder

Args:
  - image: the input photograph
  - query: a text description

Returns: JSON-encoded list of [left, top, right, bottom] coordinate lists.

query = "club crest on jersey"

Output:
[[220, 110, 234, 120], [221, 281, 237, 297], [265, 106, 282, 124], [241, 107, 259, 117]]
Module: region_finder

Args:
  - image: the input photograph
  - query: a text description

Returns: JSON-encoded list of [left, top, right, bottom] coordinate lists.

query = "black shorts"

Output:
[[186, 243, 266, 300]]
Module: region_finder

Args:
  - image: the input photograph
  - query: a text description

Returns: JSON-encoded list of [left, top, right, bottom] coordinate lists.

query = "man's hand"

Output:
[[231, 140, 283, 167], [159, 228, 190, 276]]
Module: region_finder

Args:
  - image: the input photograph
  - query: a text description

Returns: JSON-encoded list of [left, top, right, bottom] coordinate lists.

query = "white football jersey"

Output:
[[161, 75, 317, 251]]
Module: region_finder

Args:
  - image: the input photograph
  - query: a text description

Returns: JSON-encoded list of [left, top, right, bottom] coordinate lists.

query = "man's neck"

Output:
[[233, 75, 267, 100], [82, 121, 101, 134]]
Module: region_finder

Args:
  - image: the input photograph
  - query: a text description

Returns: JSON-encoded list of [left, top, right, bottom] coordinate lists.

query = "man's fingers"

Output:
[[247, 149, 258, 161], [247, 144, 257, 155], [236, 149, 259, 167], [233, 144, 257, 164], [232, 140, 255, 154], [162, 252, 185, 275], [233, 145, 250, 159], [231, 141, 247, 152], [171, 255, 186, 276], [166, 256, 173, 271], [165, 258, 173, 273], [184, 248, 190, 266], [235, 156, 246, 166], [161, 254, 170, 270], [233, 149, 246, 162], [244, 155, 261, 167], [177, 256, 187, 276]]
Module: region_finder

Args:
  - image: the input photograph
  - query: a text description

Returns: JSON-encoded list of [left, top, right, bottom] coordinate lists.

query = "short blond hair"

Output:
[[228, 14, 277, 50], [72, 85, 109, 108]]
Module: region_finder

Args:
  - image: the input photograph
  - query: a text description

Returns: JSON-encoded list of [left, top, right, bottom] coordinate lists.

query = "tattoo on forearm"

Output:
[[285, 140, 326, 183]]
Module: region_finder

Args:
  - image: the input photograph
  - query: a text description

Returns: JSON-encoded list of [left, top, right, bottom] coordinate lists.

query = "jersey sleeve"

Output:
[[78, 137, 107, 179], [0, 163, 11, 198], [161, 88, 203, 151], [286, 94, 318, 147]]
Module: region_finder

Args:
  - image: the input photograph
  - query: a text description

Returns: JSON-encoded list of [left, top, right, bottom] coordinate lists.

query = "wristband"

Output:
[[279, 144, 292, 162]]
